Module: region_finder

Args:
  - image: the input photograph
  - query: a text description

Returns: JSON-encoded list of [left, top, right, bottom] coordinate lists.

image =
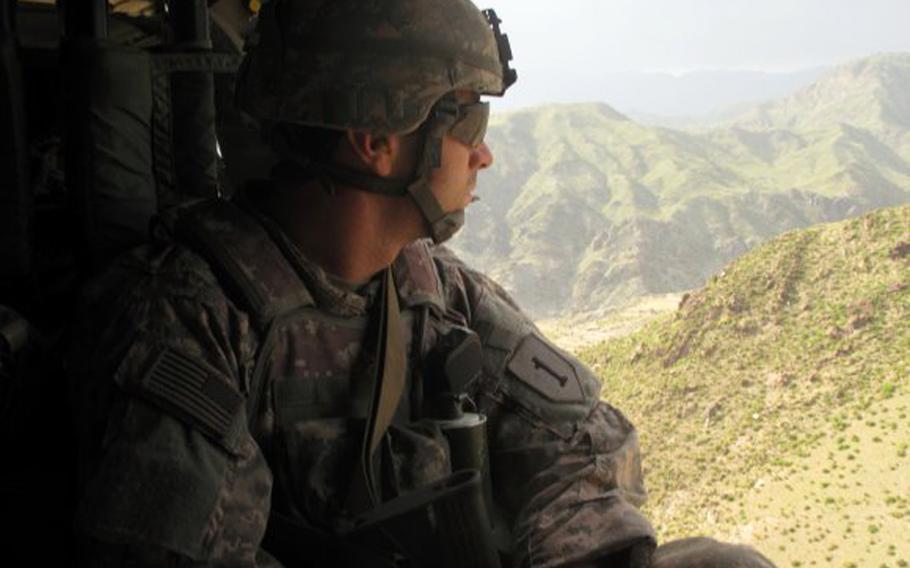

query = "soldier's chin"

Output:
[[464, 188, 479, 207]]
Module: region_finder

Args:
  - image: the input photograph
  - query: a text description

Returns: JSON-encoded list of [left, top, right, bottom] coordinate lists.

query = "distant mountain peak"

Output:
[[842, 51, 910, 73], [452, 52, 910, 319], [734, 52, 910, 131]]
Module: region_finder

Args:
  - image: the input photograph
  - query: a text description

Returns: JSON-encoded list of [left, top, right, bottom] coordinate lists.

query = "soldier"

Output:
[[69, 1, 776, 566]]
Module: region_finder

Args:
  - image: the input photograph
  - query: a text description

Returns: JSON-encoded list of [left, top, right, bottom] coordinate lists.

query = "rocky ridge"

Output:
[[577, 205, 910, 567], [450, 53, 910, 319]]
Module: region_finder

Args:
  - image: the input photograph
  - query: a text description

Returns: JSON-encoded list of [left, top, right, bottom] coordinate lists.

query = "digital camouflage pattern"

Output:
[[236, 0, 509, 135], [69, 191, 778, 567], [69, 190, 657, 566]]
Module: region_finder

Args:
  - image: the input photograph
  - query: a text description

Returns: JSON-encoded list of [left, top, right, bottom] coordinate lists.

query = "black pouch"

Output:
[[350, 469, 501, 568]]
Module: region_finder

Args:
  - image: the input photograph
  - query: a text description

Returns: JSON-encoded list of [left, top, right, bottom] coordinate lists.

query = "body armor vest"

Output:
[[172, 199, 498, 566]]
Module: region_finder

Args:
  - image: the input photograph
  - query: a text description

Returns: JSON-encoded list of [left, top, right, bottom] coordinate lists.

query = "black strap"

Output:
[[266, 470, 502, 568], [319, 161, 409, 196], [171, 199, 315, 444], [149, 51, 243, 208], [266, 146, 410, 198], [174, 200, 314, 326], [263, 270, 410, 564]]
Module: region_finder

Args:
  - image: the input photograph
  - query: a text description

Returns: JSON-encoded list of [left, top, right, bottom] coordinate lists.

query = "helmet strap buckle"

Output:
[[432, 95, 460, 121]]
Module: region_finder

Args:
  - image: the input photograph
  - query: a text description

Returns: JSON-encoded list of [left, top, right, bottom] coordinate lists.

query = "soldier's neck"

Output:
[[261, 180, 420, 284]]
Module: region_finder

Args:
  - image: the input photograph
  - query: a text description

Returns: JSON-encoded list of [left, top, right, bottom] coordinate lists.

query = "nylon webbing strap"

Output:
[[319, 162, 409, 197], [348, 268, 408, 512], [149, 51, 243, 209], [369, 269, 407, 458], [174, 200, 314, 325]]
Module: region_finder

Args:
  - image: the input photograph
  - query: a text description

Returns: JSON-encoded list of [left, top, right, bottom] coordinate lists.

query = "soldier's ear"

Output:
[[344, 129, 395, 176]]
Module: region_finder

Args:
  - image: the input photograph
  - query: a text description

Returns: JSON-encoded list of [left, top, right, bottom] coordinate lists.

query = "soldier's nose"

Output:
[[472, 142, 494, 170]]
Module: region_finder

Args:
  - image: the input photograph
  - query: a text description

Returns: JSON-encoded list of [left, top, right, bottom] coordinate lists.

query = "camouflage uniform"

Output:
[[70, 190, 654, 567]]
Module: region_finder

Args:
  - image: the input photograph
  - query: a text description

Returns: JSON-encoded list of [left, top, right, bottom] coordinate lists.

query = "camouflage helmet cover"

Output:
[[236, 0, 513, 135]]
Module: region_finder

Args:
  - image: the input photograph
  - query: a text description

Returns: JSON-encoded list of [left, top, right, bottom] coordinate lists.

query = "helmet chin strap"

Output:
[[403, 95, 466, 244], [266, 95, 466, 244], [404, 175, 465, 245]]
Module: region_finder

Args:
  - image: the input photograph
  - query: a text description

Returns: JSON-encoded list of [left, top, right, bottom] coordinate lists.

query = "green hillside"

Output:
[[451, 53, 910, 318], [578, 205, 910, 567]]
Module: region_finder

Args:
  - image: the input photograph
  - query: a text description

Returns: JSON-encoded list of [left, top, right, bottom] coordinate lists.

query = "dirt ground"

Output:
[[717, 394, 910, 568], [537, 293, 683, 353]]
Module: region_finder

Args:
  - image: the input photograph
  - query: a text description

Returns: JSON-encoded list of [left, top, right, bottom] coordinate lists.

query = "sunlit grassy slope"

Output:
[[452, 54, 910, 319], [577, 205, 909, 567]]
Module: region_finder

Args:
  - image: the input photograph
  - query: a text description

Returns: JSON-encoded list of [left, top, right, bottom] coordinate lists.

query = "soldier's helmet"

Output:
[[235, 0, 517, 136]]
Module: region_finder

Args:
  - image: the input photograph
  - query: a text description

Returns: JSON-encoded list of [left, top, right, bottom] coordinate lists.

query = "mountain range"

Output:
[[497, 67, 829, 122], [577, 204, 910, 566], [449, 53, 910, 318]]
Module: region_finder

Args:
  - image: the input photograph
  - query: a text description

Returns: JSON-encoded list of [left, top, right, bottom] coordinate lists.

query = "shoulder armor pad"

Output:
[[498, 332, 597, 439], [470, 287, 600, 438], [506, 334, 585, 404], [174, 199, 313, 326], [86, 338, 259, 560], [394, 240, 446, 313]]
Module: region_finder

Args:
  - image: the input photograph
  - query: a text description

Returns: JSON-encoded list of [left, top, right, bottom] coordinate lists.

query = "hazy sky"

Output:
[[488, 0, 910, 108]]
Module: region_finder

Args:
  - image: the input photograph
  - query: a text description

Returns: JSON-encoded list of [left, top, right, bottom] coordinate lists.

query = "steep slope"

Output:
[[578, 205, 910, 567], [450, 53, 910, 318], [457, 102, 746, 311]]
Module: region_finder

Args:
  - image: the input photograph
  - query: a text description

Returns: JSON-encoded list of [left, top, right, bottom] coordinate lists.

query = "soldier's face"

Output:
[[428, 91, 495, 213], [384, 90, 495, 241]]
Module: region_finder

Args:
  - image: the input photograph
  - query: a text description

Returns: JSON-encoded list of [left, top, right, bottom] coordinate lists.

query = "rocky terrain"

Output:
[[575, 206, 910, 567], [450, 53, 910, 319]]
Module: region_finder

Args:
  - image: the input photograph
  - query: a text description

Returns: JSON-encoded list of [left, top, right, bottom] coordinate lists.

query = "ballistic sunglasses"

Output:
[[447, 101, 490, 148]]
